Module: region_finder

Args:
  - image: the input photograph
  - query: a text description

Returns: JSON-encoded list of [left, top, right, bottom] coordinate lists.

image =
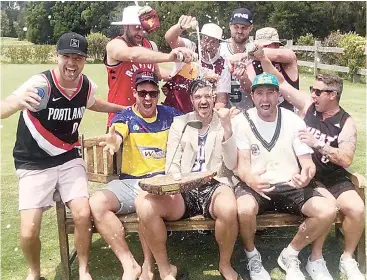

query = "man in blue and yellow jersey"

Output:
[[89, 71, 181, 280]]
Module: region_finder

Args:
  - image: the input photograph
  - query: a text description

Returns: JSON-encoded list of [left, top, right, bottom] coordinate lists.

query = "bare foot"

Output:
[[79, 270, 93, 280], [122, 259, 142, 280], [161, 265, 177, 280], [25, 272, 40, 280], [139, 261, 154, 280], [219, 264, 239, 280]]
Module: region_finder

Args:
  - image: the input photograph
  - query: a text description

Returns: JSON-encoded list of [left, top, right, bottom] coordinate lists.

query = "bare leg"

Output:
[[337, 190, 365, 257], [67, 197, 93, 280], [136, 191, 185, 280], [310, 188, 335, 260], [20, 209, 43, 280], [138, 217, 155, 280], [90, 190, 141, 280], [291, 196, 336, 251], [210, 186, 239, 280], [237, 195, 259, 252]]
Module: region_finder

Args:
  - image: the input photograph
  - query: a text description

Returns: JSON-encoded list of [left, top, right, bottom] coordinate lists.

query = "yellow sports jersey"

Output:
[[112, 105, 182, 179]]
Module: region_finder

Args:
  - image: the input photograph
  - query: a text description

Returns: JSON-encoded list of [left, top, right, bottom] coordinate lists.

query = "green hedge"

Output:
[[1, 32, 109, 64]]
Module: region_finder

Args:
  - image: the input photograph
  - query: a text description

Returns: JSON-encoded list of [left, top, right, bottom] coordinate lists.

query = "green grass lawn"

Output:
[[1, 64, 366, 280]]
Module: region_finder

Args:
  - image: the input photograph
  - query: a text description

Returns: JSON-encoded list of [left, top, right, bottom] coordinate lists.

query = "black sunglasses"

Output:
[[309, 86, 334, 96], [136, 90, 159, 98]]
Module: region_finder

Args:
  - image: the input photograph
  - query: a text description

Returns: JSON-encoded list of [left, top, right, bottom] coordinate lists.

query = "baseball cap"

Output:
[[251, 72, 279, 91], [255, 27, 284, 46], [134, 71, 159, 86], [111, 5, 141, 26], [230, 8, 253, 25], [200, 23, 223, 41], [56, 32, 88, 57]]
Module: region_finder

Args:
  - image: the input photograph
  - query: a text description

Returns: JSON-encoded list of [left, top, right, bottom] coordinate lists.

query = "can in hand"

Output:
[[32, 86, 50, 111]]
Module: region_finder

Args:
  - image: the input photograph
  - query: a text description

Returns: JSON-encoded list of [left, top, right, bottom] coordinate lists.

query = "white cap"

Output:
[[111, 6, 141, 26], [200, 23, 223, 41]]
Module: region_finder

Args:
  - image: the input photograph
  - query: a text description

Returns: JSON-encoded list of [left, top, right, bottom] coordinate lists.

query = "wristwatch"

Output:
[[314, 140, 325, 150]]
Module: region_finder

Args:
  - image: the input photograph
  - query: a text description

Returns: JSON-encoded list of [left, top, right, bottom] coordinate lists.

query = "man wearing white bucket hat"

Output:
[[163, 17, 231, 113], [105, 5, 196, 127]]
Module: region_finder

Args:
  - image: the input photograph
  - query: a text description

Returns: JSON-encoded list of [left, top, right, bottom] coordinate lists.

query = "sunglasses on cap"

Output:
[[136, 90, 159, 98], [309, 86, 334, 97]]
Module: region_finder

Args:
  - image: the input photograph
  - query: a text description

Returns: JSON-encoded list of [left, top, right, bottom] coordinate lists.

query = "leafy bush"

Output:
[[295, 33, 316, 61], [338, 32, 366, 78], [86, 32, 109, 62], [322, 30, 343, 66], [33, 45, 55, 63]]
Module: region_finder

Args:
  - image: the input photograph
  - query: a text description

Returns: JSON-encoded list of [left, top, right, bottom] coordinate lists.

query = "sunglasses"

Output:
[[309, 86, 334, 97], [136, 90, 159, 98]]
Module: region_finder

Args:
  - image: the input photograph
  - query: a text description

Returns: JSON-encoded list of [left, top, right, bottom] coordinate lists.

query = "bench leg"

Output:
[[56, 200, 71, 280], [355, 228, 366, 274]]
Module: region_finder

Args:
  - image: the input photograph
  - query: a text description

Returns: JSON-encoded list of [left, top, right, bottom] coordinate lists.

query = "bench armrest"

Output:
[[346, 171, 366, 189]]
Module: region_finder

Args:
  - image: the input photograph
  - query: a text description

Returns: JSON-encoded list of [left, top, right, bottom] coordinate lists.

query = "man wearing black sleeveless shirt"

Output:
[[255, 49, 365, 280], [3, 32, 123, 280], [247, 27, 299, 112]]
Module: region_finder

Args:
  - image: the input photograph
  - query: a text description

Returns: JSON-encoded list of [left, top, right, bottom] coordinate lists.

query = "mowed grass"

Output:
[[1, 64, 366, 280]]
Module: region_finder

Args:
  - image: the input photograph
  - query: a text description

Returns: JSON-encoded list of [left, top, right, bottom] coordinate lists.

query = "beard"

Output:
[[125, 27, 142, 46], [232, 34, 247, 44]]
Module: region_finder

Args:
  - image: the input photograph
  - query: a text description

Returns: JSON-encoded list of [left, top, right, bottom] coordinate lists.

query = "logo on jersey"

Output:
[[47, 106, 86, 121], [133, 124, 140, 131], [251, 144, 260, 156], [137, 147, 166, 159]]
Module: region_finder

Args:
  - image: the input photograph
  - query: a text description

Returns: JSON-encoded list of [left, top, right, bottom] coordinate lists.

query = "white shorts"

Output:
[[106, 179, 142, 215], [17, 158, 89, 211]]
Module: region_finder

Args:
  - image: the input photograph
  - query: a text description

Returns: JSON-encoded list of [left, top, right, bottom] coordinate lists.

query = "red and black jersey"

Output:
[[252, 60, 299, 111], [304, 103, 350, 179], [13, 70, 92, 170]]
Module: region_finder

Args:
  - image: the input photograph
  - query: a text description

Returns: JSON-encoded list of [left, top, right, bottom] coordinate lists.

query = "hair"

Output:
[[188, 78, 216, 95], [315, 73, 343, 101]]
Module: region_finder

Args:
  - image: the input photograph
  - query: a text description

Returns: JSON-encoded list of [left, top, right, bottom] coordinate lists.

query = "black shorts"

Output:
[[234, 181, 322, 216], [181, 179, 222, 219], [317, 176, 355, 199]]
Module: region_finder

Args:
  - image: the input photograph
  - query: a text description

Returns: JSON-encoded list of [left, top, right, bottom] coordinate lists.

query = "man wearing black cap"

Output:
[[5, 32, 123, 280], [90, 71, 182, 280], [220, 8, 254, 111]]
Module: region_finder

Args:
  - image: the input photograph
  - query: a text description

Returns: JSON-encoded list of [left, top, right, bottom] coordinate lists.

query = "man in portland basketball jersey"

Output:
[[6, 32, 123, 280], [105, 5, 196, 126], [232, 72, 337, 280], [255, 49, 365, 280]]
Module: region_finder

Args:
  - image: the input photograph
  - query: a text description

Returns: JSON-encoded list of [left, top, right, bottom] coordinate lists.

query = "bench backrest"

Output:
[[79, 135, 121, 183]]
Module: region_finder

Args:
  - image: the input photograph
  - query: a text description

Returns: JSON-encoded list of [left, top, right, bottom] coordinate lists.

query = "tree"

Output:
[[1, 10, 10, 37], [25, 2, 54, 44]]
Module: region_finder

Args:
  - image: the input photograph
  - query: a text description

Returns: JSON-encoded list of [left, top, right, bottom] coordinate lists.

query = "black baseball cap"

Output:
[[230, 8, 253, 25], [56, 32, 88, 57], [134, 71, 159, 86]]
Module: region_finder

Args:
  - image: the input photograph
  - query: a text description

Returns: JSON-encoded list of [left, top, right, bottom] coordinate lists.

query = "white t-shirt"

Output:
[[13, 73, 97, 109], [232, 107, 313, 183], [170, 38, 231, 94]]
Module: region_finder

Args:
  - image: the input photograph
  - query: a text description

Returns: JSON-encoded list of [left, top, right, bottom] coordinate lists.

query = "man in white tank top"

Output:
[[232, 73, 337, 280]]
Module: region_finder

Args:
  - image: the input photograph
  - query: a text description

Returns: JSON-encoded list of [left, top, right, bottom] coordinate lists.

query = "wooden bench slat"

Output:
[[86, 147, 94, 173], [96, 146, 104, 174]]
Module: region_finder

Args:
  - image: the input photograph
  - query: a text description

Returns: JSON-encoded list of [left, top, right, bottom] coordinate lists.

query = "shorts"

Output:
[[106, 179, 141, 214], [234, 181, 322, 216], [317, 176, 355, 199], [181, 179, 222, 219], [17, 158, 89, 211]]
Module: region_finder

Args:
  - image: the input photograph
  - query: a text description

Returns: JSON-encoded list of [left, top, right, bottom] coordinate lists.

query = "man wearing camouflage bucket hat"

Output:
[[247, 27, 299, 112], [232, 72, 337, 280]]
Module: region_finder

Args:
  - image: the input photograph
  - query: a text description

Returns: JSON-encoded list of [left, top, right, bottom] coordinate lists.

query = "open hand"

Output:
[[98, 125, 122, 155], [248, 169, 275, 200]]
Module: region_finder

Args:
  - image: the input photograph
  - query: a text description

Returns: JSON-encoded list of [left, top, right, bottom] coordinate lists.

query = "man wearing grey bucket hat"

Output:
[[247, 27, 299, 112], [105, 5, 196, 127]]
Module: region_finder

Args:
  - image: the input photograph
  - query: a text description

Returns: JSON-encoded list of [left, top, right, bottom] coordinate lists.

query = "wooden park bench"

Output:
[[54, 135, 366, 280]]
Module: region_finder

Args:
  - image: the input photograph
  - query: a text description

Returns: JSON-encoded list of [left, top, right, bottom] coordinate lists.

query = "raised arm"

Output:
[[106, 38, 194, 65], [88, 98, 126, 113], [253, 47, 312, 115], [165, 15, 197, 49], [1, 89, 40, 119]]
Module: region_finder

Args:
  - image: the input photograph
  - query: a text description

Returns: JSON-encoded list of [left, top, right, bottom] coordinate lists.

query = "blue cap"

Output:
[[251, 72, 279, 91]]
